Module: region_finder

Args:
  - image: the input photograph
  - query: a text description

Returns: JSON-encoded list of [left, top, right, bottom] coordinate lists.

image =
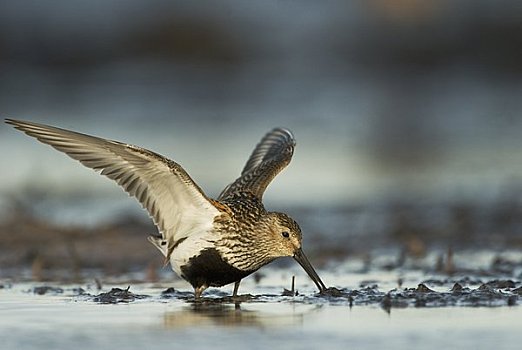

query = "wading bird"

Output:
[[6, 119, 327, 298]]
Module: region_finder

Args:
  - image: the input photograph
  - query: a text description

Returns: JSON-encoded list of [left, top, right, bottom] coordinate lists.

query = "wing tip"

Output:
[[5, 118, 43, 133], [5, 118, 19, 126], [271, 126, 294, 137], [5, 118, 34, 134], [269, 127, 295, 145]]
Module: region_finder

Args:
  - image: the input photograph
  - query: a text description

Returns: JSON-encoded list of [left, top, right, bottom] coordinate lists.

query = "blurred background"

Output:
[[0, 0, 521, 277]]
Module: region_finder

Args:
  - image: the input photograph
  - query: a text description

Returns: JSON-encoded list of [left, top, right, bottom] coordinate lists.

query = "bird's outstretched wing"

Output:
[[219, 127, 295, 200], [6, 119, 221, 258]]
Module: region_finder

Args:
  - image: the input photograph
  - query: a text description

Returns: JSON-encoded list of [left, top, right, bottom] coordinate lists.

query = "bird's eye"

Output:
[[281, 231, 290, 238]]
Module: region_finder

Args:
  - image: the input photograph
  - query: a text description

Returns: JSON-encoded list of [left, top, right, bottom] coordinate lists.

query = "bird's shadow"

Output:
[[162, 296, 322, 329]]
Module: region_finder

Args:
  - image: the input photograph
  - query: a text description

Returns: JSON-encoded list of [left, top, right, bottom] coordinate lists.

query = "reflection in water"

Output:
[[163, 302, 315, 329]]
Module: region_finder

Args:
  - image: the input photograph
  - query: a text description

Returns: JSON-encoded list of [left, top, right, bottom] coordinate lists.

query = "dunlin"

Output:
[[6, 119, 327, 298]]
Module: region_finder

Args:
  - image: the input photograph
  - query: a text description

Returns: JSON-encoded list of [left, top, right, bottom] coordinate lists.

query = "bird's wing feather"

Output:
[[6, 119, 220, 252], [218, 127, 295, 200]]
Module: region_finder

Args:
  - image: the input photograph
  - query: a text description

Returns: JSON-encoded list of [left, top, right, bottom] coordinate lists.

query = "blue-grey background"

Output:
[[1, 5, 521, 350], [1, 0, 521, 226]]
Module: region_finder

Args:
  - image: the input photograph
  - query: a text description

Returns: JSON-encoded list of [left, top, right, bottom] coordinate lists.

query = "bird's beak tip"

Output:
[[293, 248, 327, 293]]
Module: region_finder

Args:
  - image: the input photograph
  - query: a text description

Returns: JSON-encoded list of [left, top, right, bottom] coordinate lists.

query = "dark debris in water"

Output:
[[91, 286, 149, 304], [281, 288, 298, 297], [376, 280, 521, 309], [485, 280, 516, 289], [161, 287, 195, 300], [281, 276, 299, 296], [319, 287, 350, 298], [14, 279, 521, 309], [416, 283, 436, 293], [24, 285, 89, 296], [155, 279, 520, 309], [32, 286, 64, 295], [296, 279, 521, 309]]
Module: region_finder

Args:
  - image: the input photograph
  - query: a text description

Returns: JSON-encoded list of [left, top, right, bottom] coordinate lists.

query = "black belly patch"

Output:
[[181, 248, 253, 288]]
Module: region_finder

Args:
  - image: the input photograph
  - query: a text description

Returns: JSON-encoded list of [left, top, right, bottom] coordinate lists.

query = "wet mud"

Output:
[[11, 276, 519, 309]]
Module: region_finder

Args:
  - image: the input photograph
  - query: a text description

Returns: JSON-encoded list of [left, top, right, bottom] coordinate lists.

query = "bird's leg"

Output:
[[194, 285, 207, 300], [232, 280, 241, 298]]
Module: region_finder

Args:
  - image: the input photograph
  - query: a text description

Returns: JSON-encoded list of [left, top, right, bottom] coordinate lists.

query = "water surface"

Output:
[[1, 266, 521, 350]]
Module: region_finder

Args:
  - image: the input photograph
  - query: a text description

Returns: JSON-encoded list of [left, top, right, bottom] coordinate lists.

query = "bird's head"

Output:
[[263, 212, 302, 257], [262, 212, 326, 292]]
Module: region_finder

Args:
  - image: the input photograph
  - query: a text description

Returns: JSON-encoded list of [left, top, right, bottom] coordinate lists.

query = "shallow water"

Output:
[[1, 266, 521, 350], [2, 298, 520, 350]]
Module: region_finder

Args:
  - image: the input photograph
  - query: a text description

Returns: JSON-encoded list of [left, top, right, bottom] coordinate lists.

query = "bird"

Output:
[[6, 119, 327, 298]]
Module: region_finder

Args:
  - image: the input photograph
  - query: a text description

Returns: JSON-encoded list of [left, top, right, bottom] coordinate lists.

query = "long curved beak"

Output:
[[293, 248, 326, 293]]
